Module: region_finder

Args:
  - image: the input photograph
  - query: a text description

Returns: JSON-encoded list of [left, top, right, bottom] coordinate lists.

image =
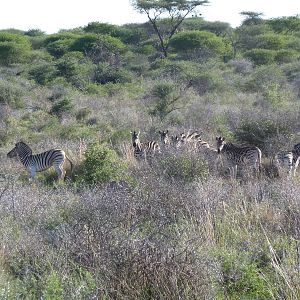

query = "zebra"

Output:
[[131, 131, 160, 160], [7, 141, 73, 181], [275, 150, 300, 177], [216, 136, 262, 179], [293, 143, 300, 156], [159, 130, 171, 148]]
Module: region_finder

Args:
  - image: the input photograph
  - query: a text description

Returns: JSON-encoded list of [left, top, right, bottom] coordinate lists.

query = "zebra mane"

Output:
[[17, 141, 33, 155]]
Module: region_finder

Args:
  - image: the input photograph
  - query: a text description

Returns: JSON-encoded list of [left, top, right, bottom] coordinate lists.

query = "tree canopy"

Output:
[[131, 0, 209, 57]]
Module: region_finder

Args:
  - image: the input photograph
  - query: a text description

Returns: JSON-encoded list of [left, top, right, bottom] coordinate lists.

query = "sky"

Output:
[[1, 0, 299, 34]]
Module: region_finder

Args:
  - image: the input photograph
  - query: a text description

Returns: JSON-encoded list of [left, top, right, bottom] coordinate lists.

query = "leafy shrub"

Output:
[[242, 65, 287, 93], [169, 30, 227, 60], [70, 34, 126, 64], [234, 119, 292, 152], [50, 98, 73, 117], [76, 142, 129, 185], [160, 153, 209, 182], [255, 33, 286, 50], [56, 52, 84, 78], [46, 39, 75, 58], [28, 62, 58, 85], [0, 32, 31, 65], [75, 107, 92, 122], [92, 63, 132, 84], [243, 49, 276, 65], [274, 49, 299, 64], [0, 79, 24, 108]]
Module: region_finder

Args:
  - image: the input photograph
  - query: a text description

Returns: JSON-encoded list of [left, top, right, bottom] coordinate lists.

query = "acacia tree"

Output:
[[131, 0, 209, 57]]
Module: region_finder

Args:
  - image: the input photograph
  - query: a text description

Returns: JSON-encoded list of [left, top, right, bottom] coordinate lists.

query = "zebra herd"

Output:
[[131, 130, 300, 179], [5, 134, 300, 182]]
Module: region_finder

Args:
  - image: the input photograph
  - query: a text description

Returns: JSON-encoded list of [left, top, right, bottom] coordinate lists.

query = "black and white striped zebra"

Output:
[[159, 130, 171, 149], [7, 141, 73, 181], [180, 131, 210, 151], [131, 131, 160, 160], [275, 150, 300, 176], [216, 136, 262, 179], [293, 142, 300, 157]]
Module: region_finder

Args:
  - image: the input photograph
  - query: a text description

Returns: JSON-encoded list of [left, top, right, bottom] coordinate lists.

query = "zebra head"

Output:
[[131, 131, 141, 148], [7, 141, 32, 159], [216, 136, 225, 154], [159, 130, 169, 145], [171, 135, 181, 148]]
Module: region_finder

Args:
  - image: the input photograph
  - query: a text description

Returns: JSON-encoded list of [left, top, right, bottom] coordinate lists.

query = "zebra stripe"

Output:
[[275, 151, 299, 176], [159, 130, 170, 148], [216, 136, 262, 179], [131, 131, 160, 160], [7, 141, 73, 180]]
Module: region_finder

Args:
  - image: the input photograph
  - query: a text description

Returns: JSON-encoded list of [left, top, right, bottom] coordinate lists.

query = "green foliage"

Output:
[[218, 252, 273, 299], [148, 81, 179, 121], [43, 271, 63, 300], [50, 98, 74, 117], [46, 39, 75, 58], [0, 79, 24, 108], [83, 22, 134, 44], [234, 119, 292, 151], [0, 32, 31, 65], [274, 49, 299, 64], [242, 65, 286, 92], [243, 48, 276, 65], [169, 30, 226, 55], [28, 62, 58, 85], [92, 63, 132, 84], [267, 16, 300, 34], [75, 107, 92, 122], [56, 52, 84, 78], [160, 153, 209, 182], [76, 142, 129, 185], [255, 33, 286, 50]]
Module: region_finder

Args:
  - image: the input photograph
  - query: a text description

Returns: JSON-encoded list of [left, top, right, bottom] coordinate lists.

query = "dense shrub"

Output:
[[28, 62, 58, 85], [169, 30, 227, 60], [92, 63, 132, 84], [0, 79, 24, 108], [234, 119, 292, 152], [159, 153, 209, 182], [274, 49, 299, 64], [50, 98, 74, 117], [0, 32, 31, 65], [243, 48, 276, 65], [76, 142, 129, 185]]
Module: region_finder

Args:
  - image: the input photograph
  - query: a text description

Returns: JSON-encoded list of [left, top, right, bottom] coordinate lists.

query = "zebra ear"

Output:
[[166, 130, 169, 134]]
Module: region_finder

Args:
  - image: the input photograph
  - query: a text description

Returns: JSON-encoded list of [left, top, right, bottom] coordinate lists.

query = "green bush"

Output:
[[76, 142, 129, 185], [169, 30, 227, 60], [0, 32, 31, 65], [92, 63, 132, 84], [234, 119, 292, 151], [28, 62, 58, 85], [255, 33, 286, 50], [46, 39, 75, 58], [50, 98, 73, 117], [160, 154, 209, 182], [274, 49, 299, 64], [56, 52, 84, 78], [243, 48, 276, 65], [0, 79, 24, 108]]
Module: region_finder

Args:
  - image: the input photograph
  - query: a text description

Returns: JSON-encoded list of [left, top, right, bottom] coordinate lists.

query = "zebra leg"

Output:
[[28, 167, 36, 182], [54, 164, 65, 181]]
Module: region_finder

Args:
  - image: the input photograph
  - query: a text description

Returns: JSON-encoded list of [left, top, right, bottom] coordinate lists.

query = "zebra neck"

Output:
[[19, 153, 31, 165]]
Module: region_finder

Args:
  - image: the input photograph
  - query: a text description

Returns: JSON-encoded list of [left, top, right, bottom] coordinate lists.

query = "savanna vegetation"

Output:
[[1, 0, 300, 298]]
